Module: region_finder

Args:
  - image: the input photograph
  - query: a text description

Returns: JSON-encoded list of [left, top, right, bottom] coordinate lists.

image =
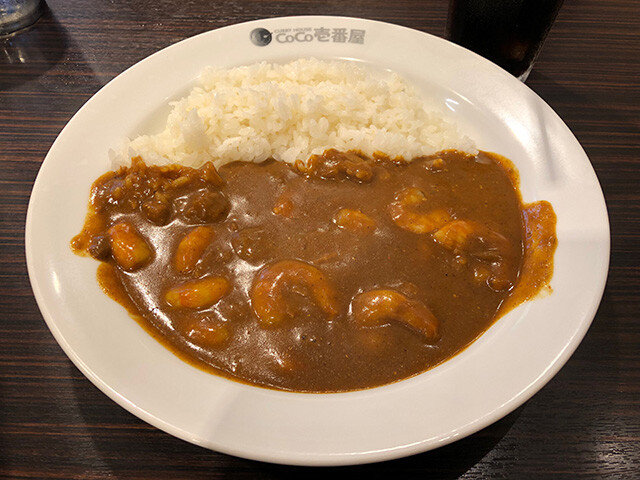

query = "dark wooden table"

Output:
[[1, 0, 638, 478]]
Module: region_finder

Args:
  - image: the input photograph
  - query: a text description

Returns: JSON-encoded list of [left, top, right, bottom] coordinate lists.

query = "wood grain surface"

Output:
[[1, 0, 638, 478]]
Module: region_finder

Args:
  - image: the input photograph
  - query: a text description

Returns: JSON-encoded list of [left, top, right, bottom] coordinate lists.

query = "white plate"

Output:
[[25, 16, 609, 466]]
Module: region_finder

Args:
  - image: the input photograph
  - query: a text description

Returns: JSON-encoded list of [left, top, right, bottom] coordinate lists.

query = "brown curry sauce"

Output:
[[71, 150, 556, 392]]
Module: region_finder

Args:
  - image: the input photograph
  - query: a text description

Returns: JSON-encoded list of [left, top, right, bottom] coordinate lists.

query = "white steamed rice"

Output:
[[111, 58, 475, 168]]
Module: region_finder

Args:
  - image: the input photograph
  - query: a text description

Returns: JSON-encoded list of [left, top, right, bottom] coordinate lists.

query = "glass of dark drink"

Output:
[[446, 0, 564, 81]]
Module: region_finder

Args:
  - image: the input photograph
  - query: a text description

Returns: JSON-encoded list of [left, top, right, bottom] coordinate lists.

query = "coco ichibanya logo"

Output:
[[250, 27, 366, 46]]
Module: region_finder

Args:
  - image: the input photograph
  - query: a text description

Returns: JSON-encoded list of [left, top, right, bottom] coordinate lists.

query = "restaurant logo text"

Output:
[[250, 27, 366, 47]]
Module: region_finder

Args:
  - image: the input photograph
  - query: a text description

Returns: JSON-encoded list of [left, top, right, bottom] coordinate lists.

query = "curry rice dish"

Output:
[[72, 148, 556, 392]]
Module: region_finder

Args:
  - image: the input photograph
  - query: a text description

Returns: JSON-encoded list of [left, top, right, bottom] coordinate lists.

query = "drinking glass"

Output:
[[0, 0, 45, 36], [446, 0, 564, 81]]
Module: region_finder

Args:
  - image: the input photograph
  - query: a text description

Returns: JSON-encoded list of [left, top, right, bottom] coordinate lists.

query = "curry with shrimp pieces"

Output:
[[71, 150, 556, 392]]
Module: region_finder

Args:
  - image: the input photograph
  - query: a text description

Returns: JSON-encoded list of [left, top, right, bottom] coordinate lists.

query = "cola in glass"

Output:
[[446, 0, 564, 81]]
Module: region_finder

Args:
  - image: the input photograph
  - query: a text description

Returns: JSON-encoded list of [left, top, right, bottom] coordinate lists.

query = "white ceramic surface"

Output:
[[25, 16, 610, 466]]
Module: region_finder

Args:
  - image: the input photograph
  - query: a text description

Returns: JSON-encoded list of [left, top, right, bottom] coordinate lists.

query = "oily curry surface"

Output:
[[72, 150, 556, 392]]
